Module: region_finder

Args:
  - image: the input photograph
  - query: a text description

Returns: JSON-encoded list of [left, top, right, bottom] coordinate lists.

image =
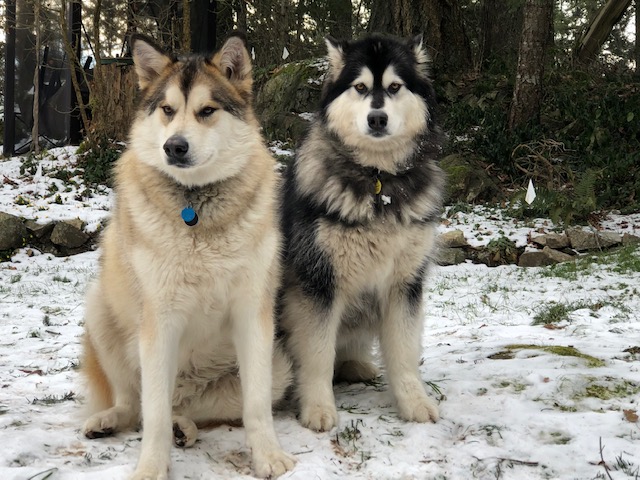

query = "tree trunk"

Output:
[[635, 0, 639, 76], [235, 0, 248, 34], [183, 0, 191, 52], [480, 0, 523, 70], [327, 0, 352, 39], [508, 0, 553, 130], [368, 0, 472, 74], [576, 0, 633, 63], [31, 0, 41, 154]]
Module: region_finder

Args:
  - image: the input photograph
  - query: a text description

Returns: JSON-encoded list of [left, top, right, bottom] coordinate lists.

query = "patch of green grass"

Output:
[[52, 275, 72, 283], [540, 244, 640, 280], [610, 244, 640, 274], [495, 379, 528, 392], [532, 300, 600, 325], [31, 391, 76, 405], [548, 431, 572, 445], [582, 378, 640, 400], [489, 344, 605, 367], [28, 329, 41, 338]]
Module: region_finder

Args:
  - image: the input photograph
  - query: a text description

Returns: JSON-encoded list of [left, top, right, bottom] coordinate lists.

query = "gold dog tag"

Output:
[[375, 178, 382, 195]]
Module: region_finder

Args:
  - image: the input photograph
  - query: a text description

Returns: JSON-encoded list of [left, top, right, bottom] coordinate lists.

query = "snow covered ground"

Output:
[[1, 148, 639, 480]]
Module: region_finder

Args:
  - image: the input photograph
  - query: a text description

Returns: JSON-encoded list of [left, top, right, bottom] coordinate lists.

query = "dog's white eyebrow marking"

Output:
[[352, 67, 374, 88], [189, 84, 215, 110], [382, 66, 402, 88], [164, 84, 185, 109]]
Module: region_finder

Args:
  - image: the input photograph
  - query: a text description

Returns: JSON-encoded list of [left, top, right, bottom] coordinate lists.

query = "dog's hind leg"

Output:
[[172, 415, 198, 448], [379, 283, 439, 423], [176, 343, 292, 426], [82, 285, 140, 439], [335, 329, 380, 383]]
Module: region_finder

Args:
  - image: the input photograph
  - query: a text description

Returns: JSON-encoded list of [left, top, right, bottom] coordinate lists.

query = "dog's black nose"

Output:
[[367, 110, 388, 133], [163, 135, 190, 166]]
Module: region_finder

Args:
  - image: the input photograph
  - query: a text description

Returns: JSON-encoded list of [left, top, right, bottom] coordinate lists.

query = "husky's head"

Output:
[[129, 33, 257, 187], [321, 34, 437, 169]]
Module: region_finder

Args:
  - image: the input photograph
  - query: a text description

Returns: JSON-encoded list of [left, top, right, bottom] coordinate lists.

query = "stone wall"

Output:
[[0, 212, 97, 259]]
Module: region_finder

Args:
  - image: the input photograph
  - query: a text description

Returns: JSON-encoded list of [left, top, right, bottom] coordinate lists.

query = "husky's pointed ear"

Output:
[[410, 34, 430, 78], [325, 36, 346, 81], [130, 34, 172, 90], [214, 33, 252, 83]]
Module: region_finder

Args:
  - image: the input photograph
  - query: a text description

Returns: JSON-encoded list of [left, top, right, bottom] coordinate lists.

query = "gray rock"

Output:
[[0, 212, 28, 250], [518, 251, 555, 267], [567, 227, 621, 251], [437, 247, 467, 266], [532, 232, 570, 249], [66, 218, 85, 231], [542, 246, 574, 263], [622, 233, 640, 246], [440, 230, 468, 248], [24, 220, 55, 239], [50, 221, 89, 248]]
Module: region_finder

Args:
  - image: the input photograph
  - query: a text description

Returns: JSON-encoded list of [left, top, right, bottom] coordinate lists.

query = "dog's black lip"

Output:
[[166, 156, 194, 168], [368, 130, 388, 138]]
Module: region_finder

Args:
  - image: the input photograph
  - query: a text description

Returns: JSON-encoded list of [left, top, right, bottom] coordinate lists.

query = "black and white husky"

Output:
[[279, 34, 446, 432]]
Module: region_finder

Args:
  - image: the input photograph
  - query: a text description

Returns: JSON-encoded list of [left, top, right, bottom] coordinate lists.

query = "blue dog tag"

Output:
[[181, 206, 198, 226]]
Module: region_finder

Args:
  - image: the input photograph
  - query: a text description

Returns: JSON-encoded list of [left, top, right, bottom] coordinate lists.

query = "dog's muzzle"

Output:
[[163, 135, 192, 168], [367, 110, 388, 137]]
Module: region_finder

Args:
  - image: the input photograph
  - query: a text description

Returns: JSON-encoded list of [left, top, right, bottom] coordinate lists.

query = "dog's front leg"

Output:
[[290, 302, 343, 432], [131, 304, 184, 480], [231, 296, 296, 478], [380, 286, 439, 423]]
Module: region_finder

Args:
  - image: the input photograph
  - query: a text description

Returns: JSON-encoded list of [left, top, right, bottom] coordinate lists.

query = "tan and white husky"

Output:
[[81, 33, 295, 479]]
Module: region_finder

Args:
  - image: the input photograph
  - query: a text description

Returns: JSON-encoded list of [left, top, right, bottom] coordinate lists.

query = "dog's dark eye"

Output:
[[388, 83, 402, 94], [199, 106, 217, 117], [354, 83, 368, 94], [161, 105, 174, 116]]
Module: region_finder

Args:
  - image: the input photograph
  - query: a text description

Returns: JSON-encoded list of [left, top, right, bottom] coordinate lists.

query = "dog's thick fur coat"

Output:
[[279, 34, 445, 432], [81, 34, 295, 479]]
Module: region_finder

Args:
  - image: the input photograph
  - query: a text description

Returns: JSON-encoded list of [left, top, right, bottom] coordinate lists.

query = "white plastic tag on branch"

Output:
[[525, 179, 536, 205], [251, 47, 255, 60], [282, 46, 289, 60]]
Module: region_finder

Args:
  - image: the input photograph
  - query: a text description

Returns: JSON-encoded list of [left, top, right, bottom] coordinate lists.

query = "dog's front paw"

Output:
[[398, 393, 439, 423], [129, 465, 169, 480], [252, 447, 296, 478], [300, 402, 338, 431]]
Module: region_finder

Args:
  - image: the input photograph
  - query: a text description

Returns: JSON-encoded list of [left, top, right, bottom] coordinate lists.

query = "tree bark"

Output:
[[368, 0, 472, 74], [508, 0, 553, 130], [576, 0, 633, 63], [31, 0, 41, 154], [183, 0, 191, 52], [480, 0, 523, 70], [635, 0, 639, 76], [327, 0, 352, 39]]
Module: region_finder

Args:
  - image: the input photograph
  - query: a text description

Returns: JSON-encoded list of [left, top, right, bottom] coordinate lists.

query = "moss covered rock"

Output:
[[255, 59, 326, 144]]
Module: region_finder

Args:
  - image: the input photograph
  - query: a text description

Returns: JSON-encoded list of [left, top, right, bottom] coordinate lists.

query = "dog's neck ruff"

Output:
[[179, 183, 219, 227]]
